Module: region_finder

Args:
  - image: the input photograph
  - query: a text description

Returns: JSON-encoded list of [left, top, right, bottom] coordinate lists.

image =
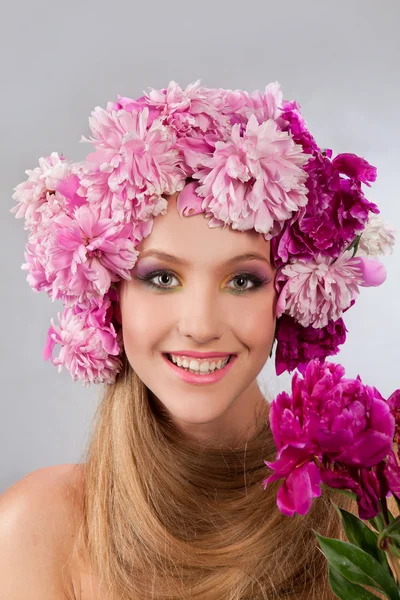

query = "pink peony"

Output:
[[10, 152, 71, 236], [144, 80, 231, 138], [222, 81, 289, 133], [79, 106, 186, 222], [275, 314, 347, 375], [21, 238, 53, 295], [271, 102, 380, 267], [108, 94, 162, 129], [321, 461, 388, 520], [43, 293, 122, 386], [192, 114, 310, 238], [44, 204, 139, 305], [275, 250, 386, 328], [264, 359, 395, 517]]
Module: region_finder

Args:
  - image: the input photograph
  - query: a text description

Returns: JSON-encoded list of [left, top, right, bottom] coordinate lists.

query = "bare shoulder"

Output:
[[0, 463, 85, 599]]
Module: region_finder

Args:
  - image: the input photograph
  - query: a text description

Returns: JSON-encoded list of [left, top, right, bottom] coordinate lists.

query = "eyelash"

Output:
[[137, 269, 269, 295]]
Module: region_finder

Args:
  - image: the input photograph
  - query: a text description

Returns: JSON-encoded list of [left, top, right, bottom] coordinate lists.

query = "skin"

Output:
[[118, 187, 278, 446]]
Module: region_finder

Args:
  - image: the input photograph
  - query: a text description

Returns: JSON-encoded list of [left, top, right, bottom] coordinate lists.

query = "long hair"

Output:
[[71, 351, 356, 599]]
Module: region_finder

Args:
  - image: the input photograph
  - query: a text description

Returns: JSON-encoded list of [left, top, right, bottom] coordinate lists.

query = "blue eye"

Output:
[[137, 270, 268, 294]]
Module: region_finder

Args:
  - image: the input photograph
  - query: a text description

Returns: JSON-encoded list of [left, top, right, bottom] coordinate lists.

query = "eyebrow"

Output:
[[138, 250, 271, 268]]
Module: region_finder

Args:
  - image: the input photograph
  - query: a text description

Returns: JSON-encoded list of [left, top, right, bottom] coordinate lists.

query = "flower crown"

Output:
[[10, 80, 396, 386]]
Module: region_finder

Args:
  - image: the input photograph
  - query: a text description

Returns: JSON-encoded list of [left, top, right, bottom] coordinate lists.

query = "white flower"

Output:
[[357, 213, 396, 257]]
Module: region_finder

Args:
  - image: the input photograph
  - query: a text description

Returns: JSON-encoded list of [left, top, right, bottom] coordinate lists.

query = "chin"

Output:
[[150, 392, 233, 426]]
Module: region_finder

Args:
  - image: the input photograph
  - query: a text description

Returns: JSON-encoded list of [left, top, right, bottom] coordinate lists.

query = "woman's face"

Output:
[[118, 189, 277, 444]]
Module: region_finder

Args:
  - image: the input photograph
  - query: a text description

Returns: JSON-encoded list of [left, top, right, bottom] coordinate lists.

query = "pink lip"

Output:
[[162, 353, 237, 385], [164, 351, 235, 359]]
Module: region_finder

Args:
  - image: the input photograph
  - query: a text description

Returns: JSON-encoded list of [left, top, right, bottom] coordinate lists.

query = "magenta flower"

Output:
[[388, 389, 400, 446], [279, 99, 320, 155], [275, 314, 347, 375], [264, 359, 395, 517], [43, 293, 122, 386], [321, 462, 388, 520], [271, 102, 380, 267]]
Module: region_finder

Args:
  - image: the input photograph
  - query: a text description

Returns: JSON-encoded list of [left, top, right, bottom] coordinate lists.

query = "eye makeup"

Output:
[[134, 265, 271, 295]]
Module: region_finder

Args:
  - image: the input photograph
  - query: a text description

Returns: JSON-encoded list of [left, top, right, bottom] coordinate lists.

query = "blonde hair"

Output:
[[72, 351, 355, 599]]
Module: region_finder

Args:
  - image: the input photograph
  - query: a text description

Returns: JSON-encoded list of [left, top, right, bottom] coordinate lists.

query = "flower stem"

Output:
[[381, 495, 400, 584], [381, 495, 390, 528]]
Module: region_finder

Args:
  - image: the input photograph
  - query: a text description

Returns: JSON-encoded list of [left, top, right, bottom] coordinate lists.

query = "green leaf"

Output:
[[322, 483, 358, 502], [378, 516, 400, 548], [333, 505, 392, 577], [328, 564, 383, 599], [314, 531, 400, 600], [369, 515, 385, 533]]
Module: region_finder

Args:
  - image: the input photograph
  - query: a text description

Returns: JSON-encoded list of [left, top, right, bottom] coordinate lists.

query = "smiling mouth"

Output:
[[164, 353, 234, 369]]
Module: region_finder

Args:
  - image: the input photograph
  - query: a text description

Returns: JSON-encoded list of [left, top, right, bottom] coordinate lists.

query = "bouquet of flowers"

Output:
[[264, 358, 400, 599]]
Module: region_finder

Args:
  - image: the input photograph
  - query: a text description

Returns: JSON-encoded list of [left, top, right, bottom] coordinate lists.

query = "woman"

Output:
[[3, 80, 395, 599]]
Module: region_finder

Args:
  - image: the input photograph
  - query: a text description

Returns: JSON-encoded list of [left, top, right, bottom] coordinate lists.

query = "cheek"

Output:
[[234, 295, 276, 345], [119, 290, 163, 355]]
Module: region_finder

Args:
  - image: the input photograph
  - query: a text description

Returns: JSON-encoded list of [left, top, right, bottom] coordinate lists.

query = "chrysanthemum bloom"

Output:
[[263, 359, 395, 517]]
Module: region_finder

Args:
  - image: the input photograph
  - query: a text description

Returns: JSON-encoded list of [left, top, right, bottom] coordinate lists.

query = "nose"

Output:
[[177, 284, 224, 343]]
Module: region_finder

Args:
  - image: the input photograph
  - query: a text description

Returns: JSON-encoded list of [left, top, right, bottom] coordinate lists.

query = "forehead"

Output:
[[137, 192, 272, 265]]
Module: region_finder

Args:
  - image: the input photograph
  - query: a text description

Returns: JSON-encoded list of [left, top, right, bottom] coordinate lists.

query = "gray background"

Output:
[[1, 0, 399, 493]]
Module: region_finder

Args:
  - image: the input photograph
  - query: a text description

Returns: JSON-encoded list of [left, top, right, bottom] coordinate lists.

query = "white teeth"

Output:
[[168, 354, 230, 373]]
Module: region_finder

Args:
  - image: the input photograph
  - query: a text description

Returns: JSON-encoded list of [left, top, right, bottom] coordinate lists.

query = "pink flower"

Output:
[[332, 153, 377, 186], [351, 256, 387, 287], [321, 462, 387, 520], [108, 94, 162, 129], [269, 450, 323, 516], [144, 80, 231, 138], [176, 181, 205, 216], [10, 152, 71, 236], [55, 172, 87, 211], [222, 81, 289, 132], [21, 238, 53, 294], [270, 118, 380, 268], [275, 314, 347, 375], [79, 106, 185, 222], [275, 250, 374, 328], [43, 294, 122, 386], [264, 359, 395, 517], [45, 204, 139, 304], [193, 114, 310, 238], [383, 450, 400, 500], [388, 389, 400, 445]]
